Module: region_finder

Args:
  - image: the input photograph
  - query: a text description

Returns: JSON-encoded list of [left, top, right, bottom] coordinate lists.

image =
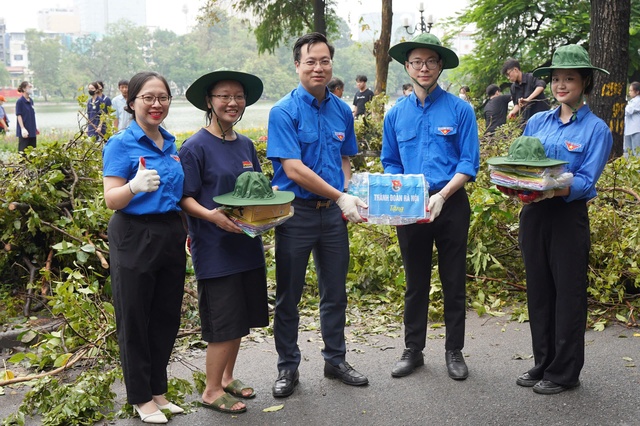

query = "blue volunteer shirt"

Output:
[[267, 84, 358, 199], [523, 105, 613, 202], [381, 86, 480, 191], [102, 121, 184, 215]]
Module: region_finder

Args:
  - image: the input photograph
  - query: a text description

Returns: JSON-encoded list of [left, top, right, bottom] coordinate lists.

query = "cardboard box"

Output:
[[229, 202, 291, 222]]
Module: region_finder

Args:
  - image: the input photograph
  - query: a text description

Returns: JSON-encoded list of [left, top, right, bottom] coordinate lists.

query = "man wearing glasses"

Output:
[[267, 32, 369, 398], [502, 58, 550, 125], [381, 33, 479, 381]]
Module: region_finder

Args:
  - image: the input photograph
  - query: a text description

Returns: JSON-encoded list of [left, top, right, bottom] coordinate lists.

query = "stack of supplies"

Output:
[[487, 136, 573, 191], [213, 171, 295, 238]]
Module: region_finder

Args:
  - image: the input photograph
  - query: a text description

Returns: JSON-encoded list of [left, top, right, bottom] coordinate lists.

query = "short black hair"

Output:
[[402, 83, 413, 91], [501, 59, 520, 76], [486, 84, 500, 97], [118, 79, 129, 86], [356, 75, 368, 83], [630, 81, 640, 93], [293, 32, 335, 63], [328, 77, 344, 93]]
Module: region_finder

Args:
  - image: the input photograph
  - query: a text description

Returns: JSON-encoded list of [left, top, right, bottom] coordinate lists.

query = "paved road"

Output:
[[2, 313, 639, 425]]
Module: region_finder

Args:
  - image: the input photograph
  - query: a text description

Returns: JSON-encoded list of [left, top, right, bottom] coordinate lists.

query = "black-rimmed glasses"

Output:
[[210, 94, 246, 103], [408, 59, 440, 70], [136, 95, 172, 105]]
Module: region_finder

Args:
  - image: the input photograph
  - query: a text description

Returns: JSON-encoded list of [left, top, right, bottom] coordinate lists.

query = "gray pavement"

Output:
[[1, 313, 639, 425]]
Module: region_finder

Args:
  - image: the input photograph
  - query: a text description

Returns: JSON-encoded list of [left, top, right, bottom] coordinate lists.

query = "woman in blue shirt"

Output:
[[16, 81, 38, 152], [507, 45, 612, 395], [87, 81, 112, 139], [103, 71, 185, 424]]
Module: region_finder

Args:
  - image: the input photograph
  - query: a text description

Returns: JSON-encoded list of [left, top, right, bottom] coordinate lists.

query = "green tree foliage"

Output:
[[199, 0, 341, 54], [24, 30, 64, 101]]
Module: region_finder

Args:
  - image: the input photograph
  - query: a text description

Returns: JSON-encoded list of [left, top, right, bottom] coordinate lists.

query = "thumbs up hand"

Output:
[[128, 156, 160, 194]]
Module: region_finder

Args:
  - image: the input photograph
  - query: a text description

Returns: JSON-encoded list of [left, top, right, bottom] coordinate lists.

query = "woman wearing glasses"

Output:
[[103, 71, 186, 424], [179, 70, 267, 414]]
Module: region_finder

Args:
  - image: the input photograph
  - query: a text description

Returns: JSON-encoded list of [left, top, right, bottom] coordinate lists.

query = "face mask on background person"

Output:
[[88, 90, 96, 96]]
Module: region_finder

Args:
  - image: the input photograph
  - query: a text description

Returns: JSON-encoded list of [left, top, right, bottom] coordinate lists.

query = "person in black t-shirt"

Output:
[[353, 75, 374, 118], [483, 84, 512, 135]]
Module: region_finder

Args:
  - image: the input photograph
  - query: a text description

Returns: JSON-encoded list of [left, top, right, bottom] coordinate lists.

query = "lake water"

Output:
[[2, 100, 273, 135]]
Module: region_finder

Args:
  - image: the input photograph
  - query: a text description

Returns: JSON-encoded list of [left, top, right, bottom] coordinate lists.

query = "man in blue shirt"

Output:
[[382, 33, 480, 381], [267, 32, 369, 398]]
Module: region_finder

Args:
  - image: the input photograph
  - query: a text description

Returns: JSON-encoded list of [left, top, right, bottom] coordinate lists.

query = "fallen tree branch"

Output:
[[0, 347, 90, 386], [598, 186, 640, 202]]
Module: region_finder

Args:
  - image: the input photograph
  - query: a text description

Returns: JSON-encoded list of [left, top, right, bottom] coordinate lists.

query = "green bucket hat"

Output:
[[532, 44, 609, 77], [186, 70, 263, 111], [388, 33, 459, 69], [213, 171, 295, 207], [487, 136, 568, 167]]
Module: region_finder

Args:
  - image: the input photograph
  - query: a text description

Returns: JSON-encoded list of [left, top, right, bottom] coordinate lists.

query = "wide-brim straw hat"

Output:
[[487, 136, 568, 167], [388, 32, 459, 69], [186, 70, 263, 111], [532, 44, 609, 77]]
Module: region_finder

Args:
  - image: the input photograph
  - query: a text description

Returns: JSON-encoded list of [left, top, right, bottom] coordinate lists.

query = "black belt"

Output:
[[293, 198, 334, 209]]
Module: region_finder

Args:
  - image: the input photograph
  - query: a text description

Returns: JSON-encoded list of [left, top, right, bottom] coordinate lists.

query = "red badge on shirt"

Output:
[[565, 141, 582, 151], [171, 155, 180, 162], [335, 132, 345, 141], [438, 127, 453, 135], [242, 161, 253, 169]]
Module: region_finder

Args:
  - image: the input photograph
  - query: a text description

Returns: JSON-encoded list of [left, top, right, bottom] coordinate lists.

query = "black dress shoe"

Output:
[[272, 369, 299, 398], [532, 379, 580, 395], [391, 348, 424, 377], [445, 349, 468, 380], [516, 372, 541, 387], [324, 361, 369, 386]]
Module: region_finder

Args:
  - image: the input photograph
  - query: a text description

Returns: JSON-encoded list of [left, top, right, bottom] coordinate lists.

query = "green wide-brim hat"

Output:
[[185, 70, 263, 111], [388, 32, 459, 69], [487, 136, 568, 167], [532, 44, 609, 77], [213, 171, 295, 207]]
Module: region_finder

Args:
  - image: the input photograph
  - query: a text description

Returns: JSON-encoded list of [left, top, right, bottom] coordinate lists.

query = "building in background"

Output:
[[74, 0, 146, 35], [38, 8, 81, 34]]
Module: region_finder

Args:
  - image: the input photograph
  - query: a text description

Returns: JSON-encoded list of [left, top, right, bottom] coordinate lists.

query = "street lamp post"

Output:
[[403, 2, 434, 35]]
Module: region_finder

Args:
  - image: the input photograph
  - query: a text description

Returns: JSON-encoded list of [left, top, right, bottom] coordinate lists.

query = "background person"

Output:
[[0, 95, 8, 135], [502, 58, 550, 125], [402, 83, 414, 96], [382, 32, 479, 382], [267, 32, 369, 399], [102, 71, 186, 424], [327, 77, 345, 98], [458, 85, 471, 102], [87, 80, 112, 139], [179, 70, 270, 415], [16, 81, 37, 152], [483, 84, 512, 135], [508, 45, 612, 395], [352, 74, 374, 118], [113, 79, 132, 131], [624, 81, 640, 157]]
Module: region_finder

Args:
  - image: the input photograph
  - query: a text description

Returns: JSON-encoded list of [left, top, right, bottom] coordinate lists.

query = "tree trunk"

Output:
[[373, 0, 393, 95], [590, 0, 630, 158], [314, 0, 327, 35]]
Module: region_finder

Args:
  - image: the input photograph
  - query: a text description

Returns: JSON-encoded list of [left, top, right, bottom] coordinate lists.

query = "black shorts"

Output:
[[198, 267, 269, 343]]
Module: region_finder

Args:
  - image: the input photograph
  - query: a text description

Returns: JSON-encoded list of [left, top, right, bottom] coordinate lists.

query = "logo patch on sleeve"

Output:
[[335, 132, 345, 141], [438, 127, 453, 135], [565, 141, 582, 151], [242, 161, 253, 169]]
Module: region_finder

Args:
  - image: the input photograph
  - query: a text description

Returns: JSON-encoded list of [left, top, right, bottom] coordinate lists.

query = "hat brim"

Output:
[[532, 65, 609, 78], [486, 157, 568, 167], [388, 41, 459, 69], [186, 71, 263, 111], [213, 189, 295, 207]]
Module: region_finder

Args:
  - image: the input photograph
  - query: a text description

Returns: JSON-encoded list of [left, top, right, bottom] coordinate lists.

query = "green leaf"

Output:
[[19, 330, 38, 343], [263, 404, 285, 412], [7, 352, 27, 363], [53, 353, 73, 368]]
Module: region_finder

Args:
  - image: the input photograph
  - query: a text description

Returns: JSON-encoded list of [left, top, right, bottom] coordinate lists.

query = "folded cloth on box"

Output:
[[225, 207, 294, 238]]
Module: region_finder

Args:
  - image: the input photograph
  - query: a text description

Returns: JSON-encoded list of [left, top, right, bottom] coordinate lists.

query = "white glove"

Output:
[[428, 193, 445, 222], [336, 193, 368, 223], [532, 189, 555, 202], [21, 128, 29, 138], [128, 157, 160, 194]]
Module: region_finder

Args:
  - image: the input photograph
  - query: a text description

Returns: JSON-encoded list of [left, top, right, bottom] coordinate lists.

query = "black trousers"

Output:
[[18, 136, 36, 152], [519, 198, 589, 386], [108, 211, 186, 404], [396, 188, 470, 351]]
